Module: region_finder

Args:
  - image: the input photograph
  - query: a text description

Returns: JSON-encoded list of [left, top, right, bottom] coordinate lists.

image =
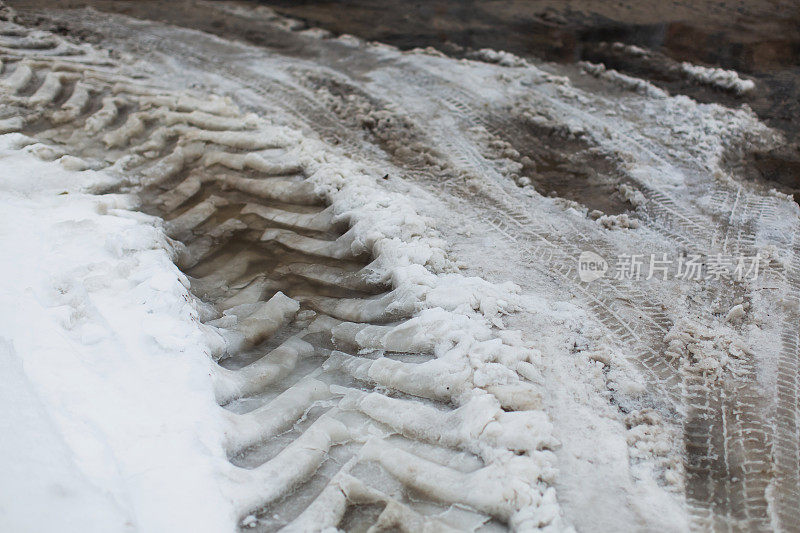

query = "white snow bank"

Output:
[[680, 62, 755, 95], [470, 48, 528, 68], [0, 135, 234, 533], [580, 61, 668, 99]]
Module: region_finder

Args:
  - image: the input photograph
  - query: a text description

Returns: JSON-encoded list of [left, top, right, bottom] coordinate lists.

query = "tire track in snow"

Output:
[[388, 59, 789, 531], [0, 21, 563, 532]]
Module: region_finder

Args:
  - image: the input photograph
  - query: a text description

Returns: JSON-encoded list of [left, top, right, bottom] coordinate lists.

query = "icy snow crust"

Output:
[[1, 3, 798, 532]]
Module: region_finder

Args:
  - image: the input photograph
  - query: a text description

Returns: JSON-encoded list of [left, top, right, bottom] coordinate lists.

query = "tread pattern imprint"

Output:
[[0, 21, 567, 533]]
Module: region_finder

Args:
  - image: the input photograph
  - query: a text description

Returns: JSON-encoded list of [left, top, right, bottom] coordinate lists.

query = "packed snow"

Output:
[[0, 135, 235, 533]]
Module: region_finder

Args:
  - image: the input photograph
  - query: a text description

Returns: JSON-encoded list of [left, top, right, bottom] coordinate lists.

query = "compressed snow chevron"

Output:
[[243, 118, 569, 529], [115, 88, 565, 526]]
